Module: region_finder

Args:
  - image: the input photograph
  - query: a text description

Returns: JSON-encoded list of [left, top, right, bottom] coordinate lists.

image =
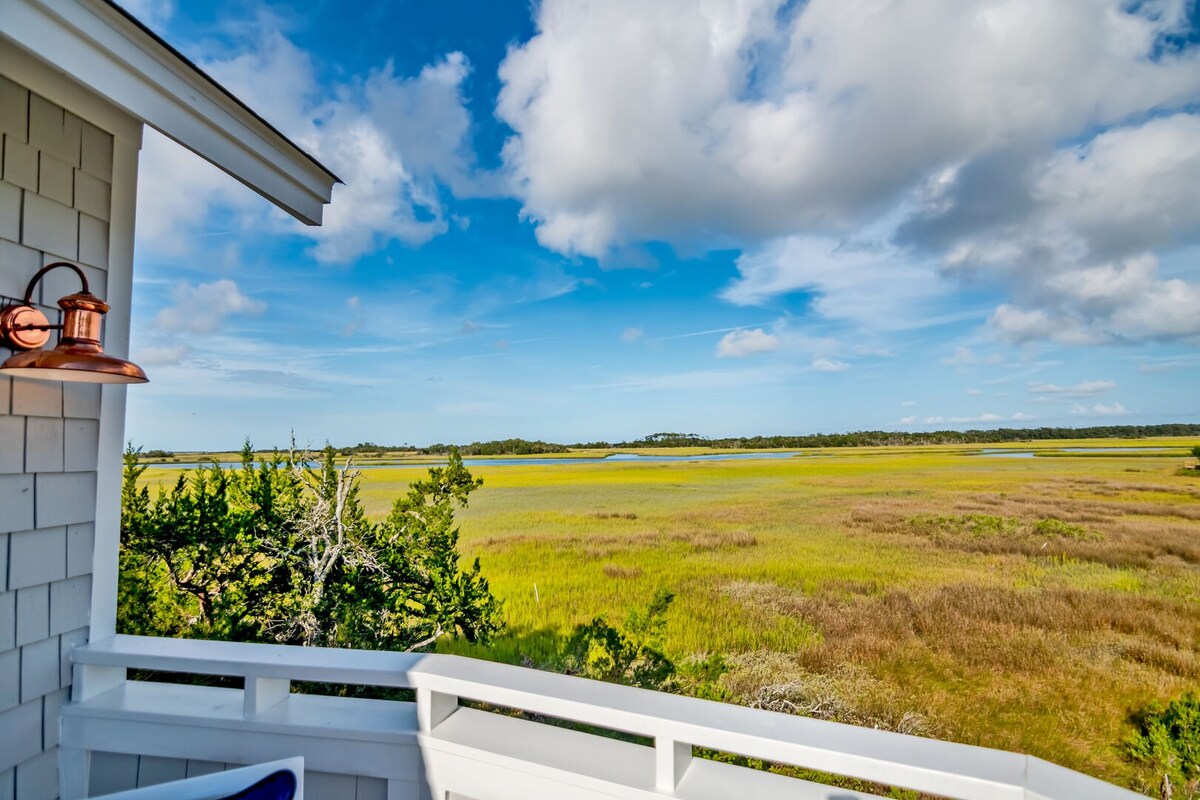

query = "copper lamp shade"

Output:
[[0, 263, 147, 384]]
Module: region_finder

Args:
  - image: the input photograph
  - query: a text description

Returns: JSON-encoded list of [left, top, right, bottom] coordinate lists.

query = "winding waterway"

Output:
[[150, 451, 807, 470]]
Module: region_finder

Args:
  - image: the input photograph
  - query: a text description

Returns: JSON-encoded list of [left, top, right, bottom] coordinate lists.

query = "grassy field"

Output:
[[140, 440, 1200, 792]]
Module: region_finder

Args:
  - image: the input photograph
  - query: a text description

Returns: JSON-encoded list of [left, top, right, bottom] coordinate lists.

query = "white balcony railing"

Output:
[[61, 635, 1143, 800]]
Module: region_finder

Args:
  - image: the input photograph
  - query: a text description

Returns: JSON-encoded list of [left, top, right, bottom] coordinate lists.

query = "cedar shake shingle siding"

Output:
[[0, 74, 111, 800]]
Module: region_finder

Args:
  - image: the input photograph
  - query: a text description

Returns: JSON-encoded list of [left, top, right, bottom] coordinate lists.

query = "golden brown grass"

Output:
[[138, 439, 1200, 793]]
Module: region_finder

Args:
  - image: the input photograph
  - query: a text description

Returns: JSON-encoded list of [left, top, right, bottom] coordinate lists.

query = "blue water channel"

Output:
[[150, 451, 807, 470], [977, 447, 1179, 458], [149, 447, 1183, 469]]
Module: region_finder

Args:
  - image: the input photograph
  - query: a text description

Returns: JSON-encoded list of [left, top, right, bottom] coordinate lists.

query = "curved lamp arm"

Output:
[[20, 261, 92, 305]]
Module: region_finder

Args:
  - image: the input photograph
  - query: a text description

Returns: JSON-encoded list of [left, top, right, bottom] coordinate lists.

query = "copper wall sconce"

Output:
[[0, 262, 147, 384]]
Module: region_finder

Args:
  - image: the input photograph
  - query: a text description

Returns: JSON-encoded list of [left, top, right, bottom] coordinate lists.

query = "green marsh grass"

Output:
[[138, 440, 1200, 792]]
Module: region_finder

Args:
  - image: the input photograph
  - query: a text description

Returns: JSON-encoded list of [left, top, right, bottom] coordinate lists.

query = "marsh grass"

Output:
[[138, 439, 1200, 793]]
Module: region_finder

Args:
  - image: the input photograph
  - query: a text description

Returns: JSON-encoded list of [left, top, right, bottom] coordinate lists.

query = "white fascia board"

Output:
[[1, 0, 337, 225]]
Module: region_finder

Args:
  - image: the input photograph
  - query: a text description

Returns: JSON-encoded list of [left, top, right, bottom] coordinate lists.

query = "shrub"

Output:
[[1126, 693, 1200, 799], [1031, 518, 1091, 540], [119, 442, 502, 652], [906, 513, 1097, 543], [535, 589, 728, 699]]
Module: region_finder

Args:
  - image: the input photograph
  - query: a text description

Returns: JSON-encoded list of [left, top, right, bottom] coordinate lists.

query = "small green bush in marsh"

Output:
[[1031, 518, 1095, 540], [1126, 692, 1200, 799], [906, 513, 1097, 542], [531, 588, 730, 700], [908, 513, 1019, 538]]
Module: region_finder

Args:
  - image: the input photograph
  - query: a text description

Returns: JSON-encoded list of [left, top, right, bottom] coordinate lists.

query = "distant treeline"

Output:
[[335, 439, 569, 457], [335, 425, 1200, 456], [423, 439, 570, 456], [598, 426, 1200, 449]]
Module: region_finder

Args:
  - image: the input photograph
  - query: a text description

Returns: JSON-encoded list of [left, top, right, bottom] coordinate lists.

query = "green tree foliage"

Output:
[[1191, 444, 1200, 460], [540, 589, 728, 698], [597, 425, 1200, 450], [119, 442, 502, 652], [560, 588, 677, 688], [1126, 693, 1200, 799], [421, 438, 569, 456]]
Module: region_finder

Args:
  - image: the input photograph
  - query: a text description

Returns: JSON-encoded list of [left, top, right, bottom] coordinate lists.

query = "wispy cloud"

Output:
[[1072, 402, 1129, 417], [581, 366, 790, 393], [153, 280, 265, 335], [133, 343, 193, 367], [903, 412, 1032, 426], [1029, 380, 1116, 398], [620, 327, 645, 344], [223, 369, 328, 392], [941, 347, 1005, 368], [657, 323, 774, 341], [1131, 354, 1200, 374], [716, 328, 780, 358], [811, 357, 848, 373]]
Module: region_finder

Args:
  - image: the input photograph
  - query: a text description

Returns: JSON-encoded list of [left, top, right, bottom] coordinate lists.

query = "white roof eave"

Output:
[[1, 0, 338, 226]]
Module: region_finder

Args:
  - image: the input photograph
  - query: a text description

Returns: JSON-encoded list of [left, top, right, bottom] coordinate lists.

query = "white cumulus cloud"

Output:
[[715, 328, 780, 358], [153, 280, 266, 335], [137, 28, 484, 265], [722, 236, 948, 331], [1028, 380, 1116, 397], [987, 255, 1200, 345], [811, 358, 848, 373], [922, 115, 1200, 346], [1072, 402, 1129, 417], [498, 0, 1200, 348], [498, 0, 1200, 258]]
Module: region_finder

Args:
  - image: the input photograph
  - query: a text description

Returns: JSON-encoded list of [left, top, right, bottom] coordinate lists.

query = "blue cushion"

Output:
[[219, 770, 297, 800]]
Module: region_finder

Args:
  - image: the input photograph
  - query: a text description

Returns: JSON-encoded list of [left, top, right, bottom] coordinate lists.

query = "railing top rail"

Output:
[[73, 635, 1143, 800], [412, 653, 1029, 798], [75, 633, 427, 687]]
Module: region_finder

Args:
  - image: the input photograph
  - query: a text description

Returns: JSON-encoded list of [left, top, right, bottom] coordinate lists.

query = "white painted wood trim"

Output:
[[654, 737, 691, 793], [66, 636, 1147, 800], [76, 633, 428, 682], [1, 0, 335, 224], [0, 39, 142, 145], [416, 688, 457, 733], [72, 664, 126, 702], [90, 108, 140, 641], [59, 746, 91, 800], [244, 677, 291, 716]]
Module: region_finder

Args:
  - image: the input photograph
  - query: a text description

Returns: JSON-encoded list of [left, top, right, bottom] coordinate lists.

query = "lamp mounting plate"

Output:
[[0, 305, 52, 350]]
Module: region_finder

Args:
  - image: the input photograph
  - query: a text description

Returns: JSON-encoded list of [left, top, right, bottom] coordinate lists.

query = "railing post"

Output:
[[72, 663, 125, 702], [244, 676, 291, 716], [655, 737, 692, 793], [416, 687, 458, 732], [59, 747, 90, 800], [416, 689, 457, 800]]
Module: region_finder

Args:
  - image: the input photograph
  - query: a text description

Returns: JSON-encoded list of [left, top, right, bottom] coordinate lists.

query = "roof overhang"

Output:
[[0, 0, 338, 225]]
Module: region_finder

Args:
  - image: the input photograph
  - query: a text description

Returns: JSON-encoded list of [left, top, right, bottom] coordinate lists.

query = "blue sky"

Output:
[[121, 0, 1200, 450]]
